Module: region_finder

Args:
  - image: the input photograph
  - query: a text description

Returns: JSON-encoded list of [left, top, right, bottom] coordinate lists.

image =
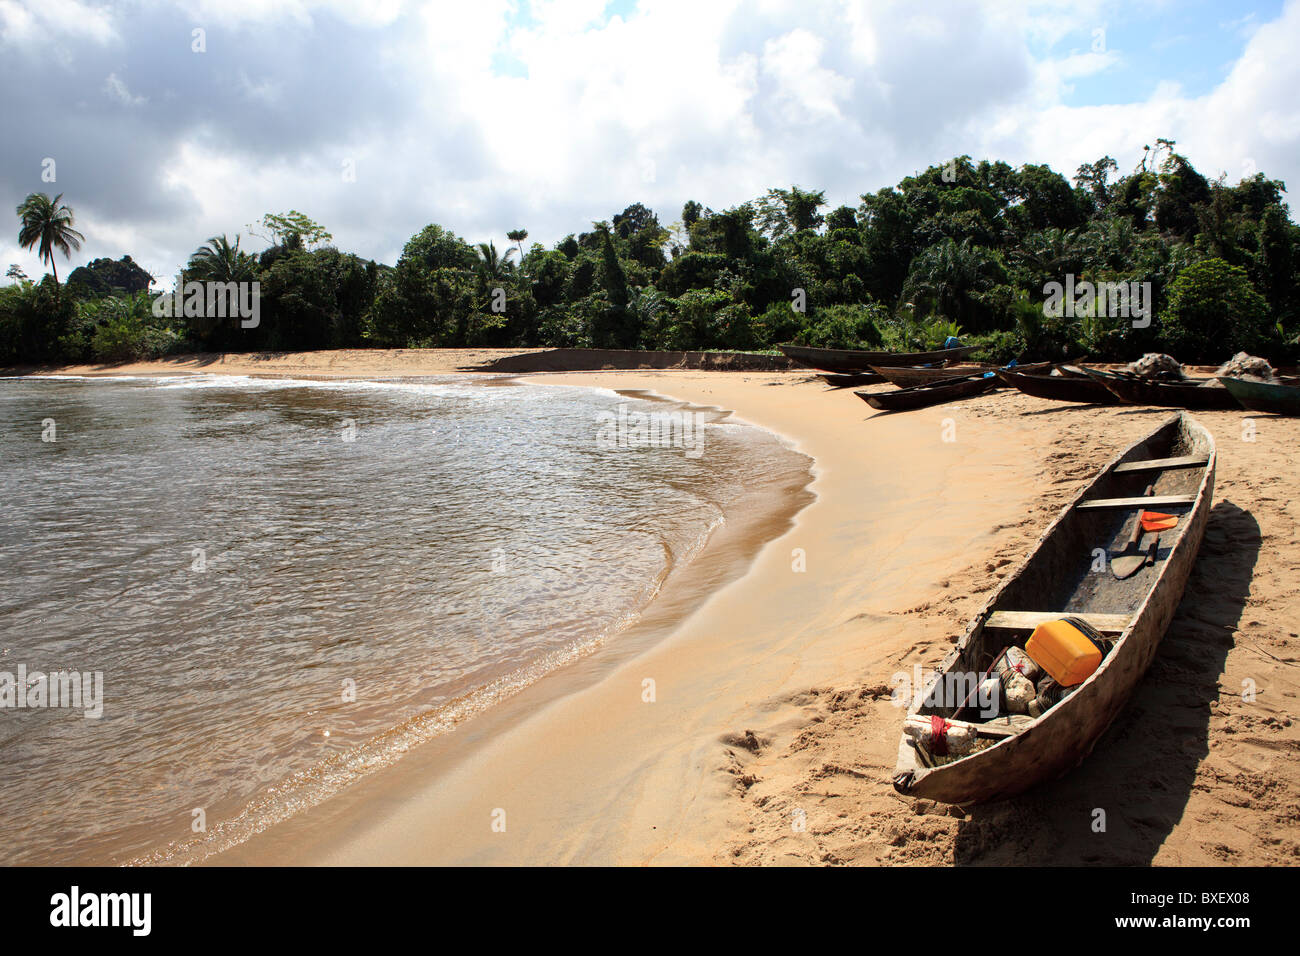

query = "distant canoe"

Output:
[[779, 343, 978, 373], [819, 371, 886, 388], [876, 362, 1049, 388], [857, 371, 1000, 412], [893, 412, 1215, 804], [1080, 367, 1242, 411], [1217, 376, 1300, 416], [996, 365, 1122, 405]]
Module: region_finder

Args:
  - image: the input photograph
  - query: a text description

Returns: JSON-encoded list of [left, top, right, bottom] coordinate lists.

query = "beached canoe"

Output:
[[876, 362, 1050, 388], [996, 365, 1122, 405], [856, 371, 1000, 412], [1217, 376, 1300, 416], [1079, 367, 1243, 410], [779, 343, 978, 373], [819, 371, 886, 388], [892, 412, 1215, 804], [871, 364, 980, 387]]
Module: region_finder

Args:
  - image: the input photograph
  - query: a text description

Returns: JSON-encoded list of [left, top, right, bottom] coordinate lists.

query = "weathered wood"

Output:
[[875, 363, 1049, 389], [1112, 455, 1210, 473], [984, 611, 1132, 633], [857, 374, 1000, 412], [1079, 367, 1243, 410], [1077, 494, 1195, 510], [892, 413, 1216, 804], [995, 366, 1121, 405], [975, 721, 1029, 739]]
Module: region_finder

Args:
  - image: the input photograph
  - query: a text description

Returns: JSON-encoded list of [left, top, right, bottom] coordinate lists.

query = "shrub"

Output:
[[792, 302, 886, 349], [1161, 258, 1271, 361], [91, 314, 147, 361]]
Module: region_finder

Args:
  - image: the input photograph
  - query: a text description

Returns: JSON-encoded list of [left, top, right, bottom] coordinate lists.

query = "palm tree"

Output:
[[16, 192, 85, 300], [506, 229, 528, 264], [627, 286, 665, 325], [901, 237, 1003, 329], [475, 241, 516, 284], [186, 235, 256, 283], [1011, 227, 1084, 283]]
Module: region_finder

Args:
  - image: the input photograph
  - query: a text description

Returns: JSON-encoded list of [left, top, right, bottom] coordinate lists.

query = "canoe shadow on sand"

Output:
[[950, 500, 1261, 865]]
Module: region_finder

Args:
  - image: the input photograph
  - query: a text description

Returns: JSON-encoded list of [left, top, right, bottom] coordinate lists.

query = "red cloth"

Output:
[[930, 715, 950, 756]]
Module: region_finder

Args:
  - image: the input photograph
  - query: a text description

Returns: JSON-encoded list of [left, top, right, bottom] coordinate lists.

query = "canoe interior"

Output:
[[871, 364, 984, 387], [877, 362, 1048, 388], [897, 414, 1215, 802], [919, 417, 1206, 720]]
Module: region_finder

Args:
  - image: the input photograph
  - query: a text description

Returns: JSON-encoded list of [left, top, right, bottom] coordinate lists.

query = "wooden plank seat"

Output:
[[984, 610, 1133, 634], [1112, 455, 1210, 473], [1076, 494, 1196, 511]]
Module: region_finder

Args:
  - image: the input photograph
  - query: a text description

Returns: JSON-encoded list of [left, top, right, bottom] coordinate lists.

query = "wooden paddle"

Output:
[[1111, 484, 1156, 579]]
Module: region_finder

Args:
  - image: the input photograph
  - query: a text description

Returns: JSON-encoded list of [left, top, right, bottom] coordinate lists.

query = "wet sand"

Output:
[[34, 350, 1300, 865]]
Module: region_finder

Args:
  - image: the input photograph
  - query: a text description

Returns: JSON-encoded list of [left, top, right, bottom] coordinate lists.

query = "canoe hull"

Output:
[[995, 367, 1122, 405], [893, 414, 1215, 804], [1218, 376, 1300, 416], [1082, 368, 1242, 410], [877, 362, 1049, 388], [779, 343, 977, 373], [872, 364, 983, 387], [857, 373, 999, 411]]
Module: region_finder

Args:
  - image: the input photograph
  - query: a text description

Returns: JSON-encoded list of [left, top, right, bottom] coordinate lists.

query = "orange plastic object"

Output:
[[1026, 619, 1103, 687], [1140, 511, 1178, 532]]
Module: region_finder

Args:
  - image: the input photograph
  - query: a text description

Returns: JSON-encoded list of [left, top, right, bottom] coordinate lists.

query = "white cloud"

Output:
[[104, 72, 146, 107], [0, 0, 116, 45], [761, 29, 853, 123]]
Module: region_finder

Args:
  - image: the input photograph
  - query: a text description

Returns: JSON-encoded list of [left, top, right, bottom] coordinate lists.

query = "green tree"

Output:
[[506, 228, 529, 263], [475, 241, 516, 284], [66, 255, 153, 298], [1162, 258, 1271, 360], [364, 224, 477, 347], [16, 192, 85, 303], [254, 210, 332, 248], [755, 186, 826, 240], [186, 235, 257, 283], [902, 237, 1006, 331]]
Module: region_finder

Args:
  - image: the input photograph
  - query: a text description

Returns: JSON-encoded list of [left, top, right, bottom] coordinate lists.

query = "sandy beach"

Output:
[[40, 350, 1300, 865]]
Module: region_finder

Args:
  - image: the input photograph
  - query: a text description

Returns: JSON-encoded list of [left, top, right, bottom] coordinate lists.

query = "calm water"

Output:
[[0, 373, 810, 864]]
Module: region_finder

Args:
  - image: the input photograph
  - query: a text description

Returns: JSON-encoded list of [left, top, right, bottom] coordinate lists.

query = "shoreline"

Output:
[[207, 362, 1073, 865], [17, 350, 1300, 865]]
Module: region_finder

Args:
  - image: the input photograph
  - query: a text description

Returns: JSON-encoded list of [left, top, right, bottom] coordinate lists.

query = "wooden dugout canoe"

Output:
[[778, 343, 978, 373], [995, 365, 1123, 405], [1217, 376, 1300, 416], [856, 371, 1000, 411], [1079, 367, 1243, 411], [875, 362, 1050, 388], [892, 413, 1216, 804]]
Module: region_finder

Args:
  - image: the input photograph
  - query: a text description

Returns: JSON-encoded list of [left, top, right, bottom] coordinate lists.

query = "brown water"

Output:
[[0, 373, 811, 864]]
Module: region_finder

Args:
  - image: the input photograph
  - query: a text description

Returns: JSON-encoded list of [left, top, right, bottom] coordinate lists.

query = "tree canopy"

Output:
[[5, 145, 1298, 367]]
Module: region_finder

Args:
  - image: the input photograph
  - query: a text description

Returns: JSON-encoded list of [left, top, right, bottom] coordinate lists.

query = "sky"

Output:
[[2, 0, 1297, 287]]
